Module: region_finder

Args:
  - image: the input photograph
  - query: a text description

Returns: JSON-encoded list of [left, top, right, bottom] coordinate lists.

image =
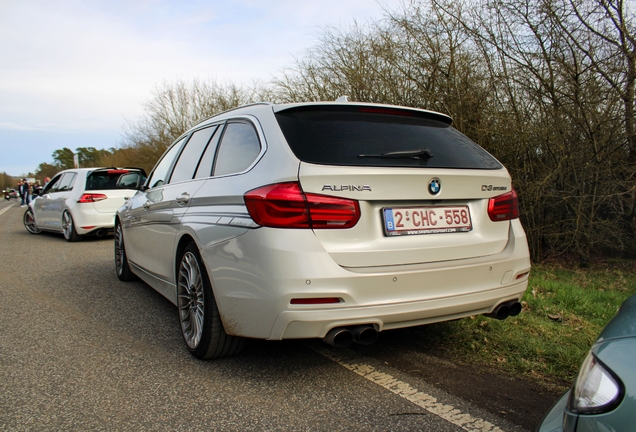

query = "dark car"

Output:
[[537, 294, 636, 431]]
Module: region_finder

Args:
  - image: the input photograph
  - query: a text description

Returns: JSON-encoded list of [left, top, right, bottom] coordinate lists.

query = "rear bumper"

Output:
[[73, 209, 116, 234], [199, 219, 531, 340], [270, 281, 527, 339]]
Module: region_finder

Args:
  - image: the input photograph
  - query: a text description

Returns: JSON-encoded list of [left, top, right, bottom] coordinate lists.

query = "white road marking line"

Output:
[[0, 203, 17, 217], [313, 346, 504, 432]]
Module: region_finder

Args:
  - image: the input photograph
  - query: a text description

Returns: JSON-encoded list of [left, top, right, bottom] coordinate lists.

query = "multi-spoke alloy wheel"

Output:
[[178, 250, 205, 349], [23, 209, 40, 234], [176, 242, 245, 359], [114, 222, 135, 281], [62, 210, 80, 242]]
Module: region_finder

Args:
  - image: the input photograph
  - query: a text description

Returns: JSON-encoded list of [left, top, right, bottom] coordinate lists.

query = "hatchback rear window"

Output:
[[274, 106, 502, 169], [86, 170, 145, 190]]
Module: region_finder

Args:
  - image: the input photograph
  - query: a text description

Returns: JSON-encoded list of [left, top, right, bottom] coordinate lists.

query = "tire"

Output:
[[177, 242, 245, 360], [62, 210, 81, 242], [114, 222, 136, 281], [23, 208, 41, 234]]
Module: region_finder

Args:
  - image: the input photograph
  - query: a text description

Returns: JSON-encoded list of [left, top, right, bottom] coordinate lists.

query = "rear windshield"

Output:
[[86, 170, 145, 190], [274, 106, 502, 169]]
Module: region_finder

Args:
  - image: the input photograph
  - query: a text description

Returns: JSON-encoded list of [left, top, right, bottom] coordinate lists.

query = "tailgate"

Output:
[[299, 163, 512, 267], [92, 189, 135, 213]]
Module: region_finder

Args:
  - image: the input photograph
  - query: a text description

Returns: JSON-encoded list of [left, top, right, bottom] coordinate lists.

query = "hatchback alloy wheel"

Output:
[[62, 210, 80, 242], [23, 209, 40, 234]]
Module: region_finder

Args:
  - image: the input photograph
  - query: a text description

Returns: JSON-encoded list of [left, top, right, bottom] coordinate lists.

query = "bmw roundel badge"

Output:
[[428, 178, 441, 195]]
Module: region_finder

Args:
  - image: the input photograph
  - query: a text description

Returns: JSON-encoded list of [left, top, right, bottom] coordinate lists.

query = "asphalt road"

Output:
[[0, 200, 552, 431]]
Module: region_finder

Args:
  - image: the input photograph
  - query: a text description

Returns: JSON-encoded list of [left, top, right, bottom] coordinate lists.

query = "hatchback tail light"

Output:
[[77, 193, 108, 203], [244, 182, 360, 229], [488, 189, 519, 221]]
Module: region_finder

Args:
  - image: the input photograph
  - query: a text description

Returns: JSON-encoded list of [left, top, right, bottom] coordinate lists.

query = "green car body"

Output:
[[537, 294, 636, 432]]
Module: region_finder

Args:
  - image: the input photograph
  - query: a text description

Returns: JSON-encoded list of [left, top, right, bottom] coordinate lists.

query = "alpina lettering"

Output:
[[322, 185, 372, 192]]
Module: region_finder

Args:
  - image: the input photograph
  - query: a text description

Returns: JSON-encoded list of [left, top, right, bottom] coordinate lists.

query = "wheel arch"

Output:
[[175, 234, 199, 293]]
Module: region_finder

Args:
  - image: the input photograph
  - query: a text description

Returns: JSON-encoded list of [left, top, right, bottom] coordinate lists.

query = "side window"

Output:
[[147, 137, 187, 189], [55, 173, 77, 192], [42, 174, 62, 194], [194, 125, 222, 179], [214, 122, 261, 176], [170, 126, 218, 184]]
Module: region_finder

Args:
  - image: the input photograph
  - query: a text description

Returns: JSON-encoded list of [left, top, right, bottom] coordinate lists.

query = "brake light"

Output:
[[488, 189, 519, 221], [358, 107, 413, 116], [106, 169, 129, 174], [244, 182, 360, 229], [78, 193, 107, 203]]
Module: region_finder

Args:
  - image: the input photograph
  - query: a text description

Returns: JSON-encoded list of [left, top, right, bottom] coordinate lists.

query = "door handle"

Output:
[[143, 200, 151, 210], [176, 193, 190, 206]]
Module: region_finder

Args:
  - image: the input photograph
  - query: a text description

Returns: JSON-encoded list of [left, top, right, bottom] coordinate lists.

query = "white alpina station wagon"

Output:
[[115, 101, 531, 359]]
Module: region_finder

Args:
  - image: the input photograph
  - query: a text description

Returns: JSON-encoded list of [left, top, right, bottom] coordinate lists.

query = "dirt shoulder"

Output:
[[350, 329, 568, 432]]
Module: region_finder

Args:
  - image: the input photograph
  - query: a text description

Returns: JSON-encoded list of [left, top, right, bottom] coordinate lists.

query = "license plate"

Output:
[[383, 206, 472, 236]]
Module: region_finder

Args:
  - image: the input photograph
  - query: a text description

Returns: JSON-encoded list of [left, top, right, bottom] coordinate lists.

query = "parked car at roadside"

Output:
[[24, 167, 146, 241], [115, 100, 531, 360], [537, 294, 636, 432]]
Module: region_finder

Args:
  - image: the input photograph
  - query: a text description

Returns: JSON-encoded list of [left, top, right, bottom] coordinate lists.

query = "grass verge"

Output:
[[414, 260, 636, 391]]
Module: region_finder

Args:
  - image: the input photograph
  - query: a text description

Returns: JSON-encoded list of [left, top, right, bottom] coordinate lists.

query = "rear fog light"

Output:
[[290, 298, 341, 305]]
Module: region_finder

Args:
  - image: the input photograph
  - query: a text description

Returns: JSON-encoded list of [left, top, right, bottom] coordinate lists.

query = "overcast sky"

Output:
[[0, 0, 402, 177]]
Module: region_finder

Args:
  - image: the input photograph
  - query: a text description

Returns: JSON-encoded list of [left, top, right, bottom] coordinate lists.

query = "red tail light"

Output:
[[78, 193, 107, 203], [244, 182, 360, 229], [488, 189, 519, 221]]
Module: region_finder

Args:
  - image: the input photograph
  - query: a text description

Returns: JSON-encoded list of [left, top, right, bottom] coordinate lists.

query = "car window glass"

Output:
[[86, 170, 145, 190], [214, 122, 261, 176], [117, 172, 145, 189], [147, 137, 187, 189], [194, 125, 222, 179], [170, 126, 218, 184], [42, 174, 62, 194], [275, 106, 502, 169], [55, 173, 77, 192]]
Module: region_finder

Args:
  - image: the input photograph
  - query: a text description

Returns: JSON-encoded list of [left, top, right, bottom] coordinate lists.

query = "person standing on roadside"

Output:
[[26, 182, 33, 205], [20, 179, 29, 207], [18, 180, 24, 207]]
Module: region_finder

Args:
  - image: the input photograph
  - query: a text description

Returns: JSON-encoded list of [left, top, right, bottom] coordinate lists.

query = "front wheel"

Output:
[[23, 208, 41, 234], [62, 210, 81, 242], [177, 242, 244, 360]]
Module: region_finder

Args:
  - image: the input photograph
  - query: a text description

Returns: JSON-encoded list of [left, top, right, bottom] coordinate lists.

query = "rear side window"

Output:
[[214, 122, 261, 176], [54, 173, 77, 192], [274, 106, 502, 169], [170, 126, 218, 183], [86, 170, 145, 190]]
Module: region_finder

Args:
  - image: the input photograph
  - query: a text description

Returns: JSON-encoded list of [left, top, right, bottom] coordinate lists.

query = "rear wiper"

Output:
[[358, 148, 434, 160]]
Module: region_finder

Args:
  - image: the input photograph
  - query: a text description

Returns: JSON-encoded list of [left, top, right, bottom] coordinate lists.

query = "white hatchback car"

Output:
[[24, 167, 146, 241], [115, 101, 531, 359]]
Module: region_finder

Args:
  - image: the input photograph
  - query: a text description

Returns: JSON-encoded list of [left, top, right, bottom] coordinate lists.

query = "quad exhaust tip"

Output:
[[322, 325, 378, 348], [484, 300, 523, 320]]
